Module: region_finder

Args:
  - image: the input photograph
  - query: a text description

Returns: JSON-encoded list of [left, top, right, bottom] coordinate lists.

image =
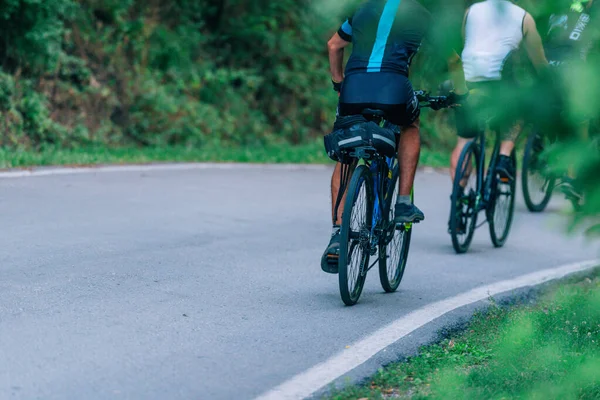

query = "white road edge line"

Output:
[[255, 259, 600, 400], [0, 163, 331, 179], [0, 163, 446, 179]]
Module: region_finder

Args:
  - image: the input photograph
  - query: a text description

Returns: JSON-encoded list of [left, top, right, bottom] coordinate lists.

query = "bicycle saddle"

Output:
[[361, 108, 386, 121]]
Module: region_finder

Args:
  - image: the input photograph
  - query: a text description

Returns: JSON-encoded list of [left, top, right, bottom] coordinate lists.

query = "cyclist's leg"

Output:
[[322, 101, 346, 273], [499, 120, 523, 156], [330, 162, 347, 226], [330, 99, 345, 227], [397, 117, 420, 197], [451, 92, 478, 182], [492, 82, 522, 180], [327, 100, 362, 228], [494, 119, 520, 181], [393, 84, 425, 224], [496, 119, 522, 180], [448, 98, 479, 233], [323, 162, 346, 273]]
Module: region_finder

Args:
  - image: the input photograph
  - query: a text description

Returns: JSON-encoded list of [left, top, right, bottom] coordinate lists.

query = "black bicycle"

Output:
[[334, 91, 453, 306], [449, 127, 517, 254]]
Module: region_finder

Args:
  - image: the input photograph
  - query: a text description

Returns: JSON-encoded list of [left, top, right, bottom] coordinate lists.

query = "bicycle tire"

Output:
[[522, 132, 554, 212], [378, 163, 412, 293], [450, 141, 480, 254], [488, 151, 517, 247], [339, 165, 374, 306]]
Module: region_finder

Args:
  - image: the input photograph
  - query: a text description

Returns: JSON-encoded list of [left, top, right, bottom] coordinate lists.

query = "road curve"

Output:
[[0, 165, 596, 400]]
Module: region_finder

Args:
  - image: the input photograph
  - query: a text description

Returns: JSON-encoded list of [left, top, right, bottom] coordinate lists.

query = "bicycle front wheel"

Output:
[[522, 132, 554, 212], [339, 165, 374, 306], [378, 163, 412, 293], [450, 141, 480, 254], [488, 151, 517, 247]]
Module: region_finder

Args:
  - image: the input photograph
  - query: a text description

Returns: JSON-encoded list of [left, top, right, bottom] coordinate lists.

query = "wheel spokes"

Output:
[[526, 152, 552, 204], [347, 181, 369, 297], [492, 181, 513, 238], [381, 181, 407, 285], [455, 153, 478, 242]]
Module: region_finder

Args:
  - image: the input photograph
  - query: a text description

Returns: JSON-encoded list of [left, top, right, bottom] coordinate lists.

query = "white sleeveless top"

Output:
[[461, 0, 526, 82]]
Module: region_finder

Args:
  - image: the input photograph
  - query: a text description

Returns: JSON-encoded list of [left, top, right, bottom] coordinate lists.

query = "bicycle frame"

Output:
[[333, 151, 391, 215], [370, 155, 396, 247], [473, 129, 503, 212], [332, 149, 396, 267]]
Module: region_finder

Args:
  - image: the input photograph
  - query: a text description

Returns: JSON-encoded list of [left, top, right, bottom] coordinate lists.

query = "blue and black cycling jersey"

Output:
[[337, 0, 437, 77], [541, 1, 600, 64], [336, 0, 462, 126]]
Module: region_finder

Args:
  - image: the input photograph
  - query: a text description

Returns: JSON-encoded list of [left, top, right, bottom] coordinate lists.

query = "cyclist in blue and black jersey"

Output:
[[536, 0, 600, 201], [542, 0, 600, 67], [321, 0, 469, 274]]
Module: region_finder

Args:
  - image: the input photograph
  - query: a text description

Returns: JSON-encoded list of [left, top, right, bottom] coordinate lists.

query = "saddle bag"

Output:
[[324, 115, 397, 162]]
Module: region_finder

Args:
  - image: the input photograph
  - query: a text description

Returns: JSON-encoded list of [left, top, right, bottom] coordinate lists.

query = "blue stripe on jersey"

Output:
[[367, 0, 402, 72], [341, 19, 352, 36]]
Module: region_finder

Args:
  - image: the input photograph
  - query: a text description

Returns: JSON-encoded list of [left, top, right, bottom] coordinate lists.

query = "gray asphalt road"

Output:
[[0, 166, 596, 400]]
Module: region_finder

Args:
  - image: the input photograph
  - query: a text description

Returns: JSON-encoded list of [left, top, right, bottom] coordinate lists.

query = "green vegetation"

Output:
[[0, 144, 451, 169], [0, 0, 337, 149], [0, 0, 460, 155], [325, 270, 600, 400], [0, 0, 596, 231]]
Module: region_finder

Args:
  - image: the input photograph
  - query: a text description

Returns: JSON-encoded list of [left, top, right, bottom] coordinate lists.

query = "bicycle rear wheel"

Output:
[[378, 163, 412, 293], [339, 165, 374, 306], [450, 141, 480, 254], [488, 151, 517, 247], [522, 132, 555, 212]]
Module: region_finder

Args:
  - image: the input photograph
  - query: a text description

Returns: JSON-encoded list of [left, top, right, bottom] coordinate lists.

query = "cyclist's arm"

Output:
[[523, 12, 549, 73], [447, 51, 468, 95], [447, 7, 470, 96], [328, 19, 352, 83]]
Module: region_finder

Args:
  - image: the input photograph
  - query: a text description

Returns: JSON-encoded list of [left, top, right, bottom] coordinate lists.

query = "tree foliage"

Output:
[[0, 0, 339, 148]]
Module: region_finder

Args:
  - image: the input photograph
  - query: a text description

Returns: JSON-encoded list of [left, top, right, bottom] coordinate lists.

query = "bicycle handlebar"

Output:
[[414, 90, 454, 110]]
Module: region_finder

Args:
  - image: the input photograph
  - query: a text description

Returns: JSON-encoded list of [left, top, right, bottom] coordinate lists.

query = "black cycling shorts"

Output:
[[338, 72, 420, 127], [454, 81, 522, 140]]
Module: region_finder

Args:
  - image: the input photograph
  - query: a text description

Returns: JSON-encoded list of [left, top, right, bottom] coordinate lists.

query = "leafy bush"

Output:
[[0, 0, 75, 72], [0, 70, 15, 111]]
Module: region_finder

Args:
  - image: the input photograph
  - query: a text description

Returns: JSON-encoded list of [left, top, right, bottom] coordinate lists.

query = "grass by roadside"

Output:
[[325, 269, 600, 400], [0, 141, 450, 169]]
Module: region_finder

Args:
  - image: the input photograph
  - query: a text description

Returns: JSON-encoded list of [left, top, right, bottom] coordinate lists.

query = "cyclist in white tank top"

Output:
[[450, 0, 548, 186], [462, 0, 526, 82]]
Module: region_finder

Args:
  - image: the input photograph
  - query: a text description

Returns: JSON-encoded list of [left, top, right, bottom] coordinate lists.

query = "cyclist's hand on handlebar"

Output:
[[429, 99, 445, 111], [446, 90, 470, 108], [332, 78, 343, 93]]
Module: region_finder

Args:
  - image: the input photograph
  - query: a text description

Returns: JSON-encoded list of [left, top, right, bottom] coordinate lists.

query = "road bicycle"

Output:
[[334, 91, 453, 306], [449, 121, 517, 254]]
